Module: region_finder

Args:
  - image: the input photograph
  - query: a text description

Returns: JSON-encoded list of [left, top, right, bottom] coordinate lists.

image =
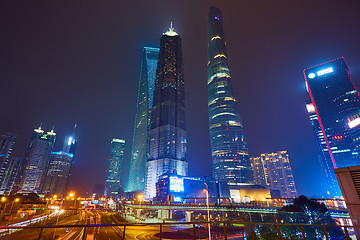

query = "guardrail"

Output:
[[0, 220, 356, 240]]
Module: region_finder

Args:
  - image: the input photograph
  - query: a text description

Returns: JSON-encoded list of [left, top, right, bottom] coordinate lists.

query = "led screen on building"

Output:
[[169, 176, 184, 192]]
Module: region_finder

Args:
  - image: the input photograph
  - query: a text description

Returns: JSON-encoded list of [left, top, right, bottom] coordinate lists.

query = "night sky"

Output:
[[1, 1, 360, 197]]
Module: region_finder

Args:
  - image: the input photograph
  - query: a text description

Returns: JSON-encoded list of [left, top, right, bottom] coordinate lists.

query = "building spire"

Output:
[[164, 22, 178, 36]]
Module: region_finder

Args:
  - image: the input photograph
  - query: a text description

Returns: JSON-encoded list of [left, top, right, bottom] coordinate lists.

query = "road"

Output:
[[72, 211, 160, 240], [0, 210, 81, 240], [0, 210, 200, 240]]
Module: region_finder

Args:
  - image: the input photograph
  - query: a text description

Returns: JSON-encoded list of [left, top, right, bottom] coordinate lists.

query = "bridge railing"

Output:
[[0, 220, 357, 240]]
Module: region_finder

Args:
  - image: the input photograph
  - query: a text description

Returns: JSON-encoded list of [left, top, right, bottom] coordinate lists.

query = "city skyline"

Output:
[[2, 1, 360, 197]]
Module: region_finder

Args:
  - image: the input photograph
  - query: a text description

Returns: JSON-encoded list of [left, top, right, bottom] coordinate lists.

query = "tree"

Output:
[[278, 195, 345, 239]]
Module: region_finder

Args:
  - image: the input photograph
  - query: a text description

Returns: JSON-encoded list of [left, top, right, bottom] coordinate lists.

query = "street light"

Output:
[[137, 194, 144, 223], [10, 198, 20, 215], [68, 192, 76, 208], [1, 197, 6, 219], [204, 183, 211, 240]]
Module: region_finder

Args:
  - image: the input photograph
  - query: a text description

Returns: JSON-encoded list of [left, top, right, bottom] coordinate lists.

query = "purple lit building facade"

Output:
[[304, 58, 360, 196]]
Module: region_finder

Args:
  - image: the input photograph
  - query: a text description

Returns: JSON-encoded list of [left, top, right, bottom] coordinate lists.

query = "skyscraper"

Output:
[[104, 138, 125, 198], [42, 127, 77, 197], [250, 155, 267, 187], [305, 101, 341, 197], [144, 24, 188, 199], [0, 157, 23, 194], [250, 151, 297, 198], [0, 133, 17, 186], [207, 7, 252, 187], [304, 57, 360, 169], [41, 152, 73, 197], [20, 126, 56, 193], [127, 47, 159, 193]]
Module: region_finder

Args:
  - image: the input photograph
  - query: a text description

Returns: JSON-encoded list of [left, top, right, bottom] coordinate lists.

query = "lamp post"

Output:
[[1, 197, 6, 219], [10, 198, 19, 214], [69, 192, 76, 208], [9, 198, 19, 223], [137, 194, 144, 223], [204, 183, 211, 240]]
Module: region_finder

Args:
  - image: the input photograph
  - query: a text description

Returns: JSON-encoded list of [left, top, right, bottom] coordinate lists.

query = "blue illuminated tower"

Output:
[[127, 47, 159, 193], [20, 126, 56, 193], [207, 7, 252, 187], [145, 24, 188, 199], [105, 138, 125, 198], [304, 57, 360, 171], [305, 102, 341, 197]]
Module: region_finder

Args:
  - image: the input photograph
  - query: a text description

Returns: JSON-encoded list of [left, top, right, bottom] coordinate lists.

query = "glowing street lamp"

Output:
[[137, 194, 144, 223], [1, 197, 6, 202], [204, 183, 211, 240], [10, 198, 20, 214], [137, 194, 144, 201]]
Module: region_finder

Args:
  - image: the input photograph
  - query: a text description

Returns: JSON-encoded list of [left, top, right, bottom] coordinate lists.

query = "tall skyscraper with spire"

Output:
[[144, 24, 188, 199], [207, 7, 252, 187], [127, 47, 159, 193], [20, 125, 56, 193]]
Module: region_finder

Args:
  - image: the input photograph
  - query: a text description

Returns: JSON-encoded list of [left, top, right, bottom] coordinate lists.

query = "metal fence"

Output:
[[0, 220, 357, 240]]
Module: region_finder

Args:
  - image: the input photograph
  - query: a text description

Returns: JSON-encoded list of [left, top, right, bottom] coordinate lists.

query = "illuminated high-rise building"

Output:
[[42, 152, 73, 197], [250, 151, 297, 198], [305, 101, 341, 197], [20, 126, 56, 193], [250, 156, 267, 187], [104, 138, 125, 198], [0, 157, 23, 194], [144, 24, 188, 199], [42, 126, 77, 197], [127, 47, 159, 193], [304, 57, 360, 170], [0, 133, 17, 187], [207, 7, 252, 187]]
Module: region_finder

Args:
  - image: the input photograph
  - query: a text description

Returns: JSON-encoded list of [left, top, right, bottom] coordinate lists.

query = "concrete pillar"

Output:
[[136, 209, 141, 219], [158, 210, 173, 219], [185, 211, 193, 222]]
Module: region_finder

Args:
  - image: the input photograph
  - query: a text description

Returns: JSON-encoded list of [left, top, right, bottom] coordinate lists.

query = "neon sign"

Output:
[[317, 67, 333, 76]]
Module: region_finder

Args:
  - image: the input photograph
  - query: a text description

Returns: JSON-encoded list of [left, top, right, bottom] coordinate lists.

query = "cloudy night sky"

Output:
[[1, 0, 360, 196]]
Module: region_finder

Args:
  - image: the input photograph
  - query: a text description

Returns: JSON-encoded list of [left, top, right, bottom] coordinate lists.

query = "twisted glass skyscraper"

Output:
[[127, 47, 159, 193], [207, 7, 252, 187], [145, 25, 188, 199]]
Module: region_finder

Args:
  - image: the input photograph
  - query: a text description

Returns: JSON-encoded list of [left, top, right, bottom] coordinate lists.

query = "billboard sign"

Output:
[[169, 176, 184, 192]]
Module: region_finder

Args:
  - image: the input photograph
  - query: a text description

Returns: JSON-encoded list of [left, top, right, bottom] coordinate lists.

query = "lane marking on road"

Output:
[[62, 231, 75, 240]]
